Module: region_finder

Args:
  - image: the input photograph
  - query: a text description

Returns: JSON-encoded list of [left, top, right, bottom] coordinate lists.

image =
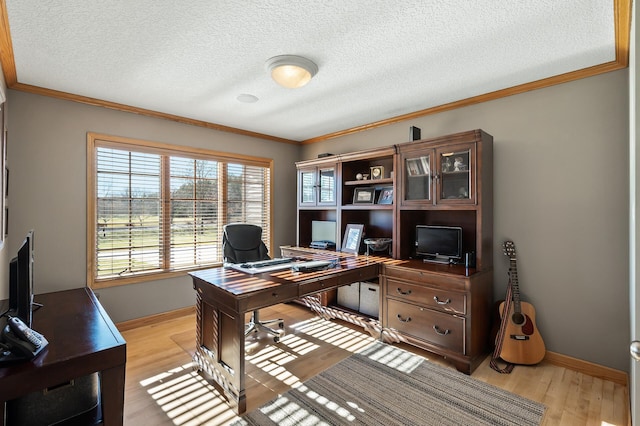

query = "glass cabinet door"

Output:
[[299, 169, 316, 205], [404, 154, 432, 202], [317, 167, 336, 205], [298, 166, 336, 206], [436, 144, 475, 204]]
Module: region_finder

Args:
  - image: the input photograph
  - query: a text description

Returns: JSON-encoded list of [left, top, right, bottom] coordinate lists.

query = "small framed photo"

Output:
[[353, 187, 375, 204], [377, 187, 394, 205], [341, 224, 364, 254], [370, 165, 384, 180], [406, 157, 429, 176]]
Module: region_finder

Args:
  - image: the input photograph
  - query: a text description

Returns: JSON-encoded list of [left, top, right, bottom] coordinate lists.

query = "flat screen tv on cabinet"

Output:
[[415, 225, 462, 264], [8, 230, 35, 326]]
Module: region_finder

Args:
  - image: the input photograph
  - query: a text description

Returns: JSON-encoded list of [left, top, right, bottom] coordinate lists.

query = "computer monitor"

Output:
[[311, 220, 336, 244], [415, 225, 462, 263], [9, 230, 35, 326]]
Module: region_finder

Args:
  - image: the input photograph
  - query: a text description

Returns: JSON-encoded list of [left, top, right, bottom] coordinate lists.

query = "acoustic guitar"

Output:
[[498, 241, 546, 365]]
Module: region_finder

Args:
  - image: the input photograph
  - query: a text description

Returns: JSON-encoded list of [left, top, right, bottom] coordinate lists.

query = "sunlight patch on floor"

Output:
[[360, 342, 425, 374], [289, 316, 375, 352], [259, 389, 357, 424], [140, 362, 240, 425]]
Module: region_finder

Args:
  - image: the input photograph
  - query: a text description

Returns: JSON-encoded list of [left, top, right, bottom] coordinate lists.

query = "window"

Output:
[[87, 133, 272, 288]]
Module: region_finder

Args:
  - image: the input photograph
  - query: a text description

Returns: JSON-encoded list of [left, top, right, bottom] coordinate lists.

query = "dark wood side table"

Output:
[[0, 287, 126, 425]]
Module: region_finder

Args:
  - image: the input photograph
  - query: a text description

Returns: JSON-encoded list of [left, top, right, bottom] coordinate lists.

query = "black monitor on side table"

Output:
[[9, 230, 35, 327]]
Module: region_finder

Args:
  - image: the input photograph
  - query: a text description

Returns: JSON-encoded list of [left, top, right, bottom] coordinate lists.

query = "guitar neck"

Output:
[[509, 258, 522, 313]]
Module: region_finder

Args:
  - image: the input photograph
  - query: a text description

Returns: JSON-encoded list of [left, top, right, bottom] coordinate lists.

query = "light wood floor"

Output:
[[121, 303, 629, 425]]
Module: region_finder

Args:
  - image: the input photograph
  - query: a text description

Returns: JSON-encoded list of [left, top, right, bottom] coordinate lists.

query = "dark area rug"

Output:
[[233, 341, 545, 426]]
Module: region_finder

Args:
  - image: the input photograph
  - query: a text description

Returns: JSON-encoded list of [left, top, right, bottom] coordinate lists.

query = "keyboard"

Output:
[[310, 241, 336, 249], [239, 258, 293, 269], [291, 260, 335, 272]]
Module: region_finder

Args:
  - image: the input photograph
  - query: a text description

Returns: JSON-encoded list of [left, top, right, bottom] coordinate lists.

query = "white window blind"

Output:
[[88, 134, 272, 287], [96, 147, 163, 277]]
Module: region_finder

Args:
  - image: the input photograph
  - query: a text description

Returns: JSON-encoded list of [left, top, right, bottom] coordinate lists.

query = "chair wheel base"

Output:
[[245, 310, 285, 342]]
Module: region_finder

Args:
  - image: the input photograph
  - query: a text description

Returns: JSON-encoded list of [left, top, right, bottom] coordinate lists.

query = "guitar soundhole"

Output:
[[511, 312, 525, 326]]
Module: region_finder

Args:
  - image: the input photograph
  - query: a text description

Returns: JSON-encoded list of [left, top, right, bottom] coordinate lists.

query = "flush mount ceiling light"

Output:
[[266, 55, 318, 89]]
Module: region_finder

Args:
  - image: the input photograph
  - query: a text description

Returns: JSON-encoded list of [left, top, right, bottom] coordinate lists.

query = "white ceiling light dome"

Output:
[[266, 55, 318, 89]]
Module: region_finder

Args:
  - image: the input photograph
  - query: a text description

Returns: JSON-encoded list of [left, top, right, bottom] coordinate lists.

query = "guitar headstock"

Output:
[[503, 240, 517, 260]]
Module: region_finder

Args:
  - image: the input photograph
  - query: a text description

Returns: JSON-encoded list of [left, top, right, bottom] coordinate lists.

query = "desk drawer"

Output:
[[384, 265, 466, 291], [299, 276, 339, 295], [337, 264, 378, 284], [385, 278, 466, 315], [243, 285, 299, 311], [386, 299, 464, 353]]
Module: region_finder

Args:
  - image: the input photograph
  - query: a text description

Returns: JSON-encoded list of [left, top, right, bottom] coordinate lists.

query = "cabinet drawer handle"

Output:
[[396, 314, 411, 323], [396, 288, 412, 296], [433, 296, 451, 305], [433, 325, 450, 336]]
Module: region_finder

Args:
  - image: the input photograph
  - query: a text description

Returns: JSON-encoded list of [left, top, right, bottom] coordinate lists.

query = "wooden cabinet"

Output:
[[396, 130, 493, 270], [381, 261, 493, 374], [294, 129, 493, 374]]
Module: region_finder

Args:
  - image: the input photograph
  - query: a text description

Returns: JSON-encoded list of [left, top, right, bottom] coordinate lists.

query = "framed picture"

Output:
[[341, 224, 364, 254], [406, 157, 429, 176], [377, 186, 394, 204], [353, 187, 375, 204], [370, 165, 384, 180]]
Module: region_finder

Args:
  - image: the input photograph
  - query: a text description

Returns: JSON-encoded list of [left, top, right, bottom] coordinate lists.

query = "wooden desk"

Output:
[[190, 252, 384, 414], [0, 288, 126, 425]]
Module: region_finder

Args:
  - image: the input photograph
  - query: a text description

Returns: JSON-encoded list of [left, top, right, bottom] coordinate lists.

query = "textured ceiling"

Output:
[[2, 0, 622, 142]]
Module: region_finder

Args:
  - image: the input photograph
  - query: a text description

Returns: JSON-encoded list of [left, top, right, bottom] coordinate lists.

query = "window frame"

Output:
[[86, 132, 273, 289]]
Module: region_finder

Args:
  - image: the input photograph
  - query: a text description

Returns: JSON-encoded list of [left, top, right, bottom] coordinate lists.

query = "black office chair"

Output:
[[222, 223, 285, 342]]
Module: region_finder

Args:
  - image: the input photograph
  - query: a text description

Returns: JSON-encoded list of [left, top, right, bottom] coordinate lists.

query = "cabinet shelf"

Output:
[[342, 204, 394, 210], [441, 170, 469, 176], [344, 178, 394, 186]]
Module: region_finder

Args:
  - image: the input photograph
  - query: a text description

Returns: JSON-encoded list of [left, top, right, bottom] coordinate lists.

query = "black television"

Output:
[[9, 230, 34, 326], [415, 225, 462, 264]]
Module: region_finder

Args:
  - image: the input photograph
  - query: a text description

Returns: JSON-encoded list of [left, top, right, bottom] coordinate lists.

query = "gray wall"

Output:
[[302, 70, 630, 372], [6, 90, 299, 322], [5, 69, 630, 372]]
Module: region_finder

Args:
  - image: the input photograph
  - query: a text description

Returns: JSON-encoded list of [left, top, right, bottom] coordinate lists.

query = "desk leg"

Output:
[[101, 364, 125, 425], [194, 291, 246, 414]]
